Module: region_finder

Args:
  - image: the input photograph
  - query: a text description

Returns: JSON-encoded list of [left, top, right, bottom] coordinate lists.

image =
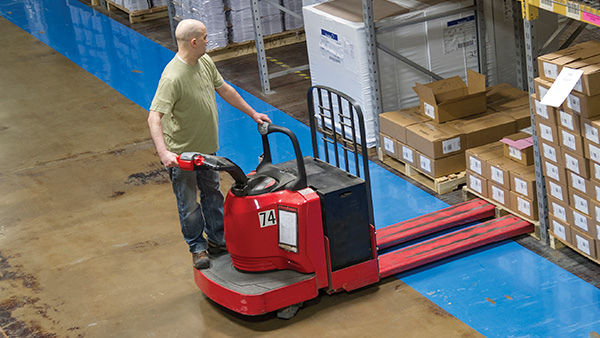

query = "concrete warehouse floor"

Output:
[[2, 0, 600, 337]]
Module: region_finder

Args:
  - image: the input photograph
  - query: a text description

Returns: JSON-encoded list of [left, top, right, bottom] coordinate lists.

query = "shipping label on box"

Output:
[[565, 91, 600, 118], [546, 178, 568, 203], [585, 139, 600, 163], [559, 127, 584, 156], [380, 133, 399, 158], [570, 227, 597, 258], [401, 144, 416, 165], [568, 171, 590, 194], [534, 77, 554, 102], [549, 215, 570, 242], [563, 151, 590, 178], [535, 118, 559, 144], [488, 181, 510, 208], [541, 141, 559, 164], [543, 160, 566, 184], [571, 191, 591, 216], [558, 109, 581, 134], [581, 117, 600, 145], [549, 197, 570, 223], [417, 151, 465, 178], [510, 191, 538, 220], [591, 161, 600, 183], [466, 170, 487, 197], [532, 94, 557, 124], [510, 165, 537, 200], [572, 208, 591, 233]]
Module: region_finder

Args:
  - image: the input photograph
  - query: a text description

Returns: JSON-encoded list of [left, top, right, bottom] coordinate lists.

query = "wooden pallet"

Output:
[[378, 151, 465, 195], [462, 186, 540, 240], [106, 1, 168, 24], [549, 232, 600, 266], [207, 30, 306, 62]]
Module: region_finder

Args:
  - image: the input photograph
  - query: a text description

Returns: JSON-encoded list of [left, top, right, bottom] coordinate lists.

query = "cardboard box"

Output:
[[567, 171, 592, 195], [563, 151, 590, 179], [406, 122, 465, 159], [557, 109, 581, 134], [531, 94, 557, 125], [572, 208, 594, 236], [416, 151, 465, 178], [446, 111, 516, 149], [535, 115, 559, 145], [400, 143, 417, 166], [501, 106, 531, 130], [540, 140, 560, 164], [563, 54, 600, 96], [538, 40, 600, 82], [486, 84, 530, 112], [509, 190, 538, 220], [466, 170, 488, 197], [486, 156, 525, 190], [581, 116, 600, 146], [501, 132, 534, 166], [380, 133, 400, 159], [488, 181, 511, 209], [584, 139, 600, 164], [549, 215, 571, 243], [542, 160, 567, 184], [558, 127, 584, 157], [510, 164, 537, 200], [413, 70, 487, 123], [534, 77, 554, 103], [564, 91, 600, 118], [465, 142, 504, 176], [546, 177, 569, 204], [570, 227, 598, 259], [590, 180, 600, 204], [548, 196, 571, 224], [570, 190, 593, 217], [379, 106, 429, 144]]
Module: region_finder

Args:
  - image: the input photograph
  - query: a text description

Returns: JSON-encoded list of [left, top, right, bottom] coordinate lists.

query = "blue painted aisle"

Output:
[[1, 0, 598, 336]]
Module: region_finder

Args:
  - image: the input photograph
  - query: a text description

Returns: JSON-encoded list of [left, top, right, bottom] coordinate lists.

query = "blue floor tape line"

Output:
[[2, 1, 599, 336]]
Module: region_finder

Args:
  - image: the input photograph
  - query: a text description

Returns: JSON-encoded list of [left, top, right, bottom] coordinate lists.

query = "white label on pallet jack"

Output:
[[258, 209, 277, 228], [278, 209, 298, 251]]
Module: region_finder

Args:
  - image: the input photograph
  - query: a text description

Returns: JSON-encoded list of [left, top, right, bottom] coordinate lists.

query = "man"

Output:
[[148, 19, 271, 269]]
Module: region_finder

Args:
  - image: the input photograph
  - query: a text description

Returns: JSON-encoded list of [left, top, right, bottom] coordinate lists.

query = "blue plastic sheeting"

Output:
[[2, 1, 599, 336]]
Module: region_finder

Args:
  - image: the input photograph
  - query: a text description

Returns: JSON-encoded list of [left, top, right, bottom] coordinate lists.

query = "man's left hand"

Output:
[[252, 112, 272, 124]]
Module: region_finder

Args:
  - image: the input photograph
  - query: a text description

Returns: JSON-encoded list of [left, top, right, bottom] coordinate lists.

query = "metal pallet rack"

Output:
[[515, 0, 600, 244]]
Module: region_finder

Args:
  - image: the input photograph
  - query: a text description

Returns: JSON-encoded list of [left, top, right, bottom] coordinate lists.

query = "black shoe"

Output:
[[207, 241, 227, 257], [192, 251, 210, 269]]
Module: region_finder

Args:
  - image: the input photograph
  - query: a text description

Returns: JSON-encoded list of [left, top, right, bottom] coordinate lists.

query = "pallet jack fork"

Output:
[[181, 86, 533, 318]]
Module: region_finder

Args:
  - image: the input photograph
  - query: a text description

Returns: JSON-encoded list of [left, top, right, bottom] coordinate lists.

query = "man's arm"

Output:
[[147, 110, 179, 167], [216, 83, 272, 124]]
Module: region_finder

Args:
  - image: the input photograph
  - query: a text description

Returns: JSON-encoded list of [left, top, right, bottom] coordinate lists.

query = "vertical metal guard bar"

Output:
[[308, 87, 320, 159], [328, 91, 341, 168], [337, 94, 350, 172], [348, 104, 361, 177], [319, 88, 330, 163]]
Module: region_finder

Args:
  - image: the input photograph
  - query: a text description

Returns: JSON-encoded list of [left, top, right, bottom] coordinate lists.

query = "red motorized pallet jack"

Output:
[[177, 86, 533, 319]]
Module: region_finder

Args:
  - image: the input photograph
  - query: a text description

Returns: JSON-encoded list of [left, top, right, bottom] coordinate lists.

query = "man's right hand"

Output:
[[159, 150, 179, 168]]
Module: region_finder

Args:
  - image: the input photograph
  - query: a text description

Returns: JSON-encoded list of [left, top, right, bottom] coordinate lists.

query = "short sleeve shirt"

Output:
[[150, 54, 225, 154]]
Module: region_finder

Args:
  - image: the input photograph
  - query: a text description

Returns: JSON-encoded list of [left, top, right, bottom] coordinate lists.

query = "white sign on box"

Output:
[[540, 68, 584, 108]]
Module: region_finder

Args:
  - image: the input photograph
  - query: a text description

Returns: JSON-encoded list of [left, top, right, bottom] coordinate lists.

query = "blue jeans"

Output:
[[168, 167, 225, 253]]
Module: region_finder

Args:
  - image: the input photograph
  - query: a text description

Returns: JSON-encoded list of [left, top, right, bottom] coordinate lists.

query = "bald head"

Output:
[[175, 19, 206, 45]]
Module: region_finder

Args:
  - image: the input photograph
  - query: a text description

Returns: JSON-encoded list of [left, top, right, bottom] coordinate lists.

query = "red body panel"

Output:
[[224, 188, 329, 288]]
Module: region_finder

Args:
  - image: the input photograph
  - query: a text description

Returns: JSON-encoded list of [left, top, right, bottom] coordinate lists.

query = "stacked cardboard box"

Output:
[[534, 41, 600, 261], [379, 71, 529, 179], [465, 133, 539, 222]]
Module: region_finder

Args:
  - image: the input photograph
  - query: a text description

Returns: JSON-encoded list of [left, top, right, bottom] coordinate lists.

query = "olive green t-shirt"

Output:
[[150, 54, 225, 154]]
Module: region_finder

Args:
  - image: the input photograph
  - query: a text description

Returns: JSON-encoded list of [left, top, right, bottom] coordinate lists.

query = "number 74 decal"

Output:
[[258, 209, 277, 228]]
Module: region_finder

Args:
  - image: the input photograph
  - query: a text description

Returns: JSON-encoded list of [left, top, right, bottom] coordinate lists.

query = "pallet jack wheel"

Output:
[[277, 302, 303, 319]]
